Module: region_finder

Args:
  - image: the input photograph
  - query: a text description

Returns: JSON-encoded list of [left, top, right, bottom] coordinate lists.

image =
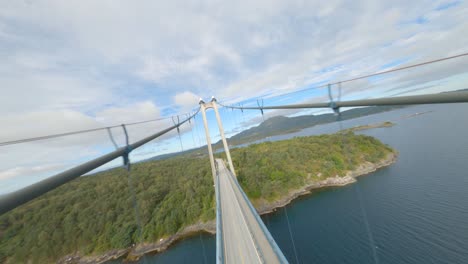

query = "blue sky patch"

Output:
[[435, 1, 461, 11], [380, 57, 411, 70]]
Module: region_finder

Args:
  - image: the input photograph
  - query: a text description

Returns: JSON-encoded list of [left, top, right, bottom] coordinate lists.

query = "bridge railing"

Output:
[[225, 165, 289, 263], [215, 164, 224, 263]]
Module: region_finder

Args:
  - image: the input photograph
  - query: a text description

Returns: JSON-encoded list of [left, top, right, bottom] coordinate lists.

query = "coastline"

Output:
[[63, 151, 397, 264], [340, 121, 394, 134], [254, 151, 397, 215], [67, 222, 217, 264]]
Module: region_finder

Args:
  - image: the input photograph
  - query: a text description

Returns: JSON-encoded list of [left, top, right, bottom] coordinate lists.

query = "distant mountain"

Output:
[[218, 105, 403, 146], [140, 88, 468, 161], [141, 105, 403, 162]]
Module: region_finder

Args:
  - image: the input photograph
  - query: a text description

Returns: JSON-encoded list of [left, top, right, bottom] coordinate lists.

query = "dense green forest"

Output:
[[229, 133, 394, 202], [0, 133, 394, 263]]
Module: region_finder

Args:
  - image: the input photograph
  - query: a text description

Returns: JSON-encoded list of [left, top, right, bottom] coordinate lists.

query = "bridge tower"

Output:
[[199, 97, 288, 264], [199, 97, 236, 179]]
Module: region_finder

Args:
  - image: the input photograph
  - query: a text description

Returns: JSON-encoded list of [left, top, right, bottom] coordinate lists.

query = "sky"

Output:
[[1, 0, 468, 193]]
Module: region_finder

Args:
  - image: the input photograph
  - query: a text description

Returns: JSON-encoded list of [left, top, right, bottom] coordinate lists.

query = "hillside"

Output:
[[222, 105, 402, 145], [145, 105, 402, 162]]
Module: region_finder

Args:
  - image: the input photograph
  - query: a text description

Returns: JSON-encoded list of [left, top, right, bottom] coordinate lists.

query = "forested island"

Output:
[[340, 121, 395, 133], [0, 133, 396, 263]]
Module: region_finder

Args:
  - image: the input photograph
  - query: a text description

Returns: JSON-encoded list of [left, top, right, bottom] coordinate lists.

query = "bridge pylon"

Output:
[[199, 97, 288, 264], [199, 97, 236, 178]]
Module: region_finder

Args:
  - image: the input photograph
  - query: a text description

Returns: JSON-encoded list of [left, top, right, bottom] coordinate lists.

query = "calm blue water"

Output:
[[127, 103, 468, 263]]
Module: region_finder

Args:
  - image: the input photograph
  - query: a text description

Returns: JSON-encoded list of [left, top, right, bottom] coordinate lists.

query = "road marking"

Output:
[[237, 241, 245, 264]]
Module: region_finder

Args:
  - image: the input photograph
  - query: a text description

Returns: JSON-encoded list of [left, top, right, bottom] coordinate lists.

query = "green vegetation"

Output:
[[0, 133, 394, 263], [0, 157, 215, 263], [228, 133, 394, 202], [341, 121, 395, 133]]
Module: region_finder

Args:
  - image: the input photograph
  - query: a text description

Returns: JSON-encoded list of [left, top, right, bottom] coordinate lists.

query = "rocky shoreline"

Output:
[[61, 151, 397, 264], [254, 152, 397, 214], [62, 221, 217, 264]]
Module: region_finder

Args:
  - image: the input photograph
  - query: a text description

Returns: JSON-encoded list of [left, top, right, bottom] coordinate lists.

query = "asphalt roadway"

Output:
[[216, 159, 285, 264]]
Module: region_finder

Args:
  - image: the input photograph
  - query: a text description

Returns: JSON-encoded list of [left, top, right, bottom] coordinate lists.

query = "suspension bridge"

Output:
[[1, 53, 468, 263]]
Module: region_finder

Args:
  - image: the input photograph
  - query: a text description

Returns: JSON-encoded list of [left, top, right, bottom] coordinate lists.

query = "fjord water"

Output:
[[136, 103, 468, 263]]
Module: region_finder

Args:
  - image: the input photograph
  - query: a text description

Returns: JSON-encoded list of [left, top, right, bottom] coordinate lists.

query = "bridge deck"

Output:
[[216, 159, 286, 264]]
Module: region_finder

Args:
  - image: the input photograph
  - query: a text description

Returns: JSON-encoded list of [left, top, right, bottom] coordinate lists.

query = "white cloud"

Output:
[[2, 0, 468, 107], [173, 91, 200, 110], [0, 164, 67, 181], [0, 110, 99, 142], [0, 100, 170, 192], [0, 101, 165, 149], [96, 101, 161, 125], [1, 0, 468, 191]]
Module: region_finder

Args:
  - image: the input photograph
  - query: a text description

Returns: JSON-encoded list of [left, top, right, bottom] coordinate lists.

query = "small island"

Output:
[[0, 132, 396, 264], [340, 121, 395, 133]]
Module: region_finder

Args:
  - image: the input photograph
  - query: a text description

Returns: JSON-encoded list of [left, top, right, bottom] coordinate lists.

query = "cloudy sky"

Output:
[[1, 0, 468, 193]]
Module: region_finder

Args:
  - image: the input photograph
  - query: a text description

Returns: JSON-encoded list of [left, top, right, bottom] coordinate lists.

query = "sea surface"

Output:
[[123, 103, 468, 264]]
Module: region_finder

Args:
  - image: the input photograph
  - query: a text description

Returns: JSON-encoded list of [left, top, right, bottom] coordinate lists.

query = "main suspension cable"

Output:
[[218, 52, 468, 109], [0, 109, 198, 147]]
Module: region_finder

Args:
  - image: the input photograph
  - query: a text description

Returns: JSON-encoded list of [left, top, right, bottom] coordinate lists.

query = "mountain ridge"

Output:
[[216, 105, 403, 146]]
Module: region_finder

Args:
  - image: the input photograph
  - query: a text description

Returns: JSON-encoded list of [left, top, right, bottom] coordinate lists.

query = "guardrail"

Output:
[[227, 168, 289, 263], [215, 166, 225, 264]]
